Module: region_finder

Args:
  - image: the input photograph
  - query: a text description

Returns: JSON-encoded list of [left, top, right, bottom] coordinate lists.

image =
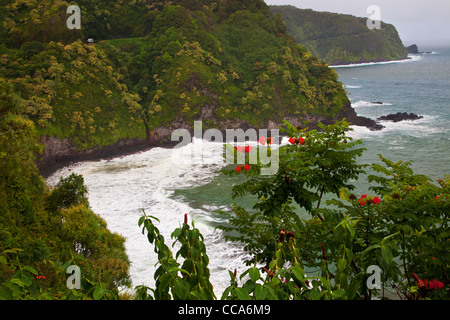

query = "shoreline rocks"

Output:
[[37, 101, 385, 178], [377, 112, 424, 122]]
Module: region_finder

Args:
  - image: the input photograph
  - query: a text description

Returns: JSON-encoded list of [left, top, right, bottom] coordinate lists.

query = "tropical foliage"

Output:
[[0, 0, 447, 301], [270, 5, 408, 65]]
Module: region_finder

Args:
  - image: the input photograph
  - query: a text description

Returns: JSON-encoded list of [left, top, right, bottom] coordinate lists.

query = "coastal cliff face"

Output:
[[37, 99, 381, 177], [270, 5, 408, 65], [1, 0, 377, 176]]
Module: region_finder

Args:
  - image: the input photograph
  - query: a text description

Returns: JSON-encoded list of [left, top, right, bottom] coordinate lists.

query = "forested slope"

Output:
[[0, 0, 352, 299], [270, 5, 408, 65]]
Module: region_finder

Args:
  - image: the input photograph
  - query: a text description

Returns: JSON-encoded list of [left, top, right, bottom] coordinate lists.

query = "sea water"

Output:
[[47, 47, 450, 296]]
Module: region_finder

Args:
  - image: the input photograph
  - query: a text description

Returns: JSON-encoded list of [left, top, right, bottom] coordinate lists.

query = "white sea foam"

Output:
[[351, 100, 393, 108], [377, 115, 444, 137], [347, 115, 443, 140], [345, 85, 362, 89], [47, 139, 253, 296], [330, 54, 422, 68]]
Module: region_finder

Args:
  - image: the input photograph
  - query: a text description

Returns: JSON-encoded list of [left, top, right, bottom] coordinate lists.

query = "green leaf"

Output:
[[235, 287, 251, 300], [157, 273, 173, 291], [191, 290, 206, 300], [346, 281, 359, 299], [22, 265, 38, 276], [171, 228, 182, 239], [254, 284, 267, 300], [331, 289, 346, 300], [362, 244, 380, 256], [93, 286, 105, 300], [381, 232, 400, 244], [337, 258, 347, 271], [310, 287, 326, 300], [249, 267, 260, 282], [173, 279, 190, 300], [221, 287, 232, 300], [339, 189, 348, 201], [138, 215, 146, 227], [291, 266, 305, 281], [9, 278, 25, 288], [380, 245, 393, 265]]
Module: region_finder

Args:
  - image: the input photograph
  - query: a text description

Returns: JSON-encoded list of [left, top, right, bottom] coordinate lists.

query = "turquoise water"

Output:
[[174, 47, 450, 219], [48, 47, 449, 293]]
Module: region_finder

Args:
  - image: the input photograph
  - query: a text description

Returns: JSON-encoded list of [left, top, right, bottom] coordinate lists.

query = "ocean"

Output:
[[47, 47, 450, 296]]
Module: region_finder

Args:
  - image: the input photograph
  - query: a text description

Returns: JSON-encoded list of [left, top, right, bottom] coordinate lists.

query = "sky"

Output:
[[265, 0, 450, 48]]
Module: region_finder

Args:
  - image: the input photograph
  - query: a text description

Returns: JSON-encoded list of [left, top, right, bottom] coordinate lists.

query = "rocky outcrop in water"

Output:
[[377, 112, 423, 122], [406, 45, 419, 54]]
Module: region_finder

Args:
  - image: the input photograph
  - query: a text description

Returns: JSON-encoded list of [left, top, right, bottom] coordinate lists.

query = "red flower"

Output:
[[359, 200, 366, 206], [235, 166, 241, 172], [321, 243, 328, 260], [412, 273, 444, 290], [267, 137, 274, 145], [286, 231, 295, 241], [429, 279, 444, 290], [258, 136, 266, 145], [263, 268, 274, 278], [412, 273, 425, 288], [361, 194, 367, 199], [244, 164, 251, 171], [435, 195, 439, 199], [235, 146, 244, 153], [244, 146, 253, 153], [298, 137, 305, 145], [184, 213, 188, 225], [373, 196, 381, 204], [234, 268, 237, 279], [289, 137, 305, 145]]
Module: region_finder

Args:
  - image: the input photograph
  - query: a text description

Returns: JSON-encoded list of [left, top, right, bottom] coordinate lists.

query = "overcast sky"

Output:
[[265, 0, 450, 48]]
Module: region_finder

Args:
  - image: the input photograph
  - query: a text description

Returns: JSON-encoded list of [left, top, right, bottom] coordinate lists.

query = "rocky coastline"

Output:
[[40, 104, 421, 179], [377, 112, 424, 122], [37, 101, 384, 178]]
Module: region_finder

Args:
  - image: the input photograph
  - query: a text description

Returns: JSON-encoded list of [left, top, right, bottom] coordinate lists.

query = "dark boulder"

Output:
[[377, 112, 423, 122], [406, 44, 419, 54]]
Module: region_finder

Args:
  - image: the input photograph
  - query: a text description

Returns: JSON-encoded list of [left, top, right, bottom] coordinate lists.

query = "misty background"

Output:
[[266, 0, 450, 49]]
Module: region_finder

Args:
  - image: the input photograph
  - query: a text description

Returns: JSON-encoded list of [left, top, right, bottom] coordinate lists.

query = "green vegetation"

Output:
[[1, 77, 129, 299], [133, 121, 448, 301], [1, 0, 447, 301], [1, 118, 448, 300], [1, 0, 349, 151], [217, 121, 448, 300], [270, 5, 408, 65]]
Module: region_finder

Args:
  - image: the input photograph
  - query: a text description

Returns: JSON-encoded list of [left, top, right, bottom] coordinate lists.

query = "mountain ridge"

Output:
[[270, 5, 408, 66], [0, 0, 382, 177]]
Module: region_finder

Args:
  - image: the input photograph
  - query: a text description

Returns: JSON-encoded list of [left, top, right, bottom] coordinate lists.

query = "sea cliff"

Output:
[[270, 5, 408, 66]]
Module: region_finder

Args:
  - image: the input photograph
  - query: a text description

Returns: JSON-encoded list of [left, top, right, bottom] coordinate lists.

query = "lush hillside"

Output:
[[1, 0, 448, 301], [0, 0, 354, 160], [270, 5, 408, 65], [0, 79, 131, 299], [0, 0, 360, 299]]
